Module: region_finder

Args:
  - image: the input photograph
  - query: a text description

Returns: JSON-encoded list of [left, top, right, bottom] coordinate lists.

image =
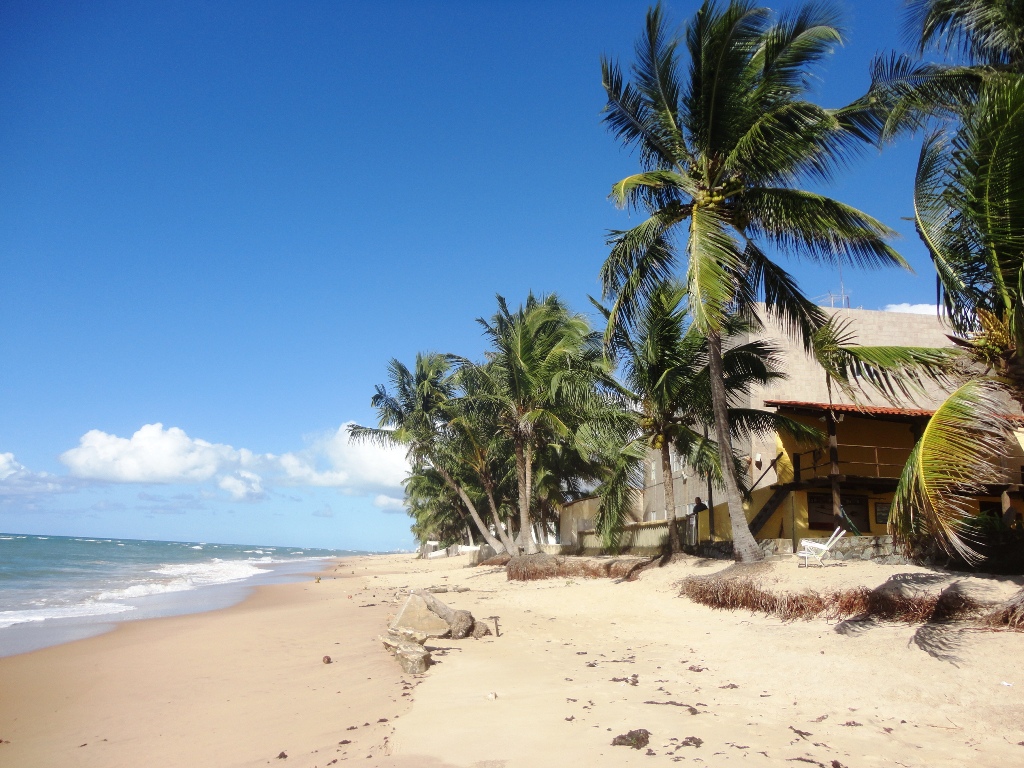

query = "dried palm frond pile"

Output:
[[679, 570, 1017, 627]]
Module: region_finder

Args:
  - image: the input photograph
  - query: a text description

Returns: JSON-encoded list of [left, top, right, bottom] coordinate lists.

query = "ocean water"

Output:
[[0, 533, 365, 657]]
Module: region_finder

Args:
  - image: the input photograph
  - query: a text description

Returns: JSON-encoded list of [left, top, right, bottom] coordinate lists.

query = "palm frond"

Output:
[[890, 378, 1013, 561]]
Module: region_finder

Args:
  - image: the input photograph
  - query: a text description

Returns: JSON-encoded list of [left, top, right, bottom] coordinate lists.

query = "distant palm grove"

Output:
[[351, 0, 1024, 564]]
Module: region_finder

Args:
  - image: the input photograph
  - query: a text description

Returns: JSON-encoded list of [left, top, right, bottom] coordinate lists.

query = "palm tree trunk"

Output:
[[707, 330, 763, 562], [485, 485, 516, 554], [661, 442, 681, 553], [435, 466, 506, 554], [515, 439, 539, 555]]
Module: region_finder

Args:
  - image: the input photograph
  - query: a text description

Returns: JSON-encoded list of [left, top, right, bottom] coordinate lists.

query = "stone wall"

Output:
[[797, 534, 908, 564], [685, 538, 794, 559]]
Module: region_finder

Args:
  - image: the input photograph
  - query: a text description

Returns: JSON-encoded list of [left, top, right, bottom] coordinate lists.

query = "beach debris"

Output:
[[395, 644, 430, 674], [487, 691, 498, 700], [322, 655, 332, 664], [789, 726, 812, 740], [390, 593, 450, 638], [427, 586, 448, 593], [687, 665, 706, 672], [611, 729, 651, 749], [643, 701, 700, 714], [841, 721, 863, 727], [411, 589, 484, 639], [646, 748, 656, 755], [276, 751, 288, 759], [680, 736, 703, 748], [720, 683, 739, 689], [315, 576, 321, 583], [611, 674, 639, 686]]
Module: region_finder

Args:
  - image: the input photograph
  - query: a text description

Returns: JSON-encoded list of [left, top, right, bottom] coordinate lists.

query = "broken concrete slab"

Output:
[[390, 593, 450, 638], [395, 643, 431, 674]]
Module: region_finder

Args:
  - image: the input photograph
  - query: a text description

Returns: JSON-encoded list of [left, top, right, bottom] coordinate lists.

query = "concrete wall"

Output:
[[558, 495, 642, 546], [576, 519, 677, 556]]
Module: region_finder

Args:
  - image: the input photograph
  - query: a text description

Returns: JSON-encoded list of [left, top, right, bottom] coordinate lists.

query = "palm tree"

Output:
[[404, 464, 475, 547], [446, 365, 519, 554], [599, 1, 906, 560], [601, 282, 824, 553], [877, 3, 1024, 561], [470, 294, 610, 555], [347, 353, 508, 554]]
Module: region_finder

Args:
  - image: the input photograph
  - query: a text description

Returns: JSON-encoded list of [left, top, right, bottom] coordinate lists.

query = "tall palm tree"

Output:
[[471, 294, 610, 555], [347, 353, 507, 554], [599, 1, 906, 560], [601, 282, 824, 553]]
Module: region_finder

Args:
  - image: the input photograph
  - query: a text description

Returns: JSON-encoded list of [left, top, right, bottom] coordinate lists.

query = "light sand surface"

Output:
[[2, 554, 1023, 768], [0, 560, 412, 767]]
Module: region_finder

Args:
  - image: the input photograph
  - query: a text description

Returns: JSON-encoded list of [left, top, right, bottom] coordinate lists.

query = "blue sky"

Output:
[[1, 0, 940, 549]]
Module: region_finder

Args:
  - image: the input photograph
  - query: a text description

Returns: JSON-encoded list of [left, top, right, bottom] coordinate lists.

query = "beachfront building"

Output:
[[644, 305, 1024, 554]]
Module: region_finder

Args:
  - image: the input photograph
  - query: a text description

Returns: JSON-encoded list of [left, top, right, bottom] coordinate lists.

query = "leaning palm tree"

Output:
[[348, 353, 507, 554], [600, 1, 907, 560], [470, 294, 610, 555], [404, 463, 475, 547], [891, 73, 1024, 561], [853, 1, 1024, 561]]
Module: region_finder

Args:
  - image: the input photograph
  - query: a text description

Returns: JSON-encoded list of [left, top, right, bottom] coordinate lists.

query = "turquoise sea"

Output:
[[0, 532, 365, 657]]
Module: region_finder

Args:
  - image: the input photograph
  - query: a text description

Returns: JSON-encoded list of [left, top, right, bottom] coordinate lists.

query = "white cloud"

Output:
[[373, 494, 405, 512], [882, 303, 943, 315], [53, 420, 408, 502], [60, 424, 260, 483], [0, 453, 24, 482], [279, 423, 408, 492], [0, 452, 66, 496], [218, 470, 265, 501]]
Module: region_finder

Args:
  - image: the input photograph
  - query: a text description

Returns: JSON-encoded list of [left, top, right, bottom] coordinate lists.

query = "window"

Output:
[[808, 493, 869, 532], [874, 502, 890, 525]]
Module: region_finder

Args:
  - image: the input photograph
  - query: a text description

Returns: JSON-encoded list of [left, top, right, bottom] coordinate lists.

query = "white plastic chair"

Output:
[[797, 527, 846, 567]]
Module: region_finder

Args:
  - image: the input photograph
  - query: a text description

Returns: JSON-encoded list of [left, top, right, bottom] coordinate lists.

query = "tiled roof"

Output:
[[763, 400, 935, 418]]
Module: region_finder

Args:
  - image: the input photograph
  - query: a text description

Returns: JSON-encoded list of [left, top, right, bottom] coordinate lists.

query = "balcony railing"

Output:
[[792, 443, 913, 481]]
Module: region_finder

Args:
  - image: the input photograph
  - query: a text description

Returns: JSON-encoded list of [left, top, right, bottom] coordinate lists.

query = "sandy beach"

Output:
[[2, 554, 1023, 767]]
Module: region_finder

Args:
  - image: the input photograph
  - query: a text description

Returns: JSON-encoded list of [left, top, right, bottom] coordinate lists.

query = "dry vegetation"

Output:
[[681, 567, 1024, 629]]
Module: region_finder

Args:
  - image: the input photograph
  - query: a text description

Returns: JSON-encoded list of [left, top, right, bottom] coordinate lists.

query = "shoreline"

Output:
[[0, 556, 340, 659], [0, 556, 413, 768], [2, 553, 1023, 767]]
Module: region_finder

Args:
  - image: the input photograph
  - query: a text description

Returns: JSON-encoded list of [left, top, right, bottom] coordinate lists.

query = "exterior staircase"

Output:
[[748, 486, 791, 537]]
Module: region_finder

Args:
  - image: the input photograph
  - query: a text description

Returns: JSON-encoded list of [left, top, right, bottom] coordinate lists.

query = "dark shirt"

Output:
[[692, 502, 708, 514]]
